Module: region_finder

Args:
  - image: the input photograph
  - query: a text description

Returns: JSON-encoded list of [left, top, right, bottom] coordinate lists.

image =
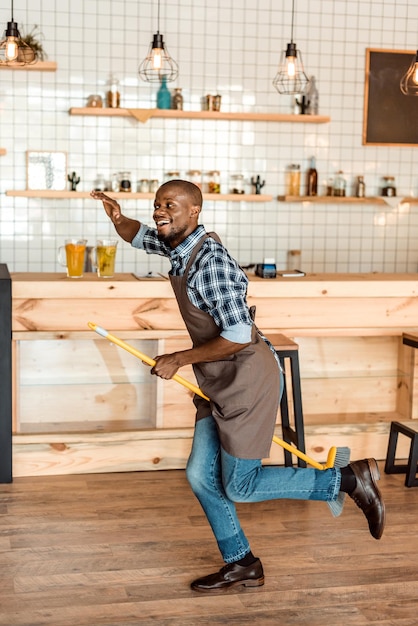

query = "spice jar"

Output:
[[382, 176, 396, 197], [213, 94, 222, 111], [187, 170, 202, 188], [137, 179, 150, 193], [110, 173, 120, 192], [207, 171, 221, 193], [285, 164, 301, 196], [165, 170, 180, 182], [86, 94, 103, 108], [94, 173, 106, 191], [333, 171, 346, 197], [150, 179, 159, 193], [171, 88, 184, 110], [119, 171, 131, 192], [106, 76, 120, 108], [231, 174, 245, 194]]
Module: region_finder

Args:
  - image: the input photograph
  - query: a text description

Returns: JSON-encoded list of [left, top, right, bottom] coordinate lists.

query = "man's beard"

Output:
[[157, 224, 189, 246]]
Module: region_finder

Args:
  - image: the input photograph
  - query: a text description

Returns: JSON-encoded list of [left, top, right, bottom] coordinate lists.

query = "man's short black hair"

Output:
[[159, 179, 203, 206]]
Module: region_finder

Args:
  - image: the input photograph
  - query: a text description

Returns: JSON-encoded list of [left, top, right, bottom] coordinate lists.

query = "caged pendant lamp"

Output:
[[400, 50, 418, 96], [272, 0, 309, 95], [0, 0, 36, 66], [138, 0, 178, 83]]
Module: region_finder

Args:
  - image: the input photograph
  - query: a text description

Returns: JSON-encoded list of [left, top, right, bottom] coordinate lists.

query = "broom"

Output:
[[88, 322, 350, 515]]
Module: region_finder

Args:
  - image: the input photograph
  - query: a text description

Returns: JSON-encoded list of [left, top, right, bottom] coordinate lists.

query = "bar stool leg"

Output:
[[278, 351, 306, 468], [406, 433, 418, 487]]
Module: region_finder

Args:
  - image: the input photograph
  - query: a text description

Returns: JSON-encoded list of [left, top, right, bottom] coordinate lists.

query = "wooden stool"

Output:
[[385, 421, 418, 487], [267, 333, 306, 468]]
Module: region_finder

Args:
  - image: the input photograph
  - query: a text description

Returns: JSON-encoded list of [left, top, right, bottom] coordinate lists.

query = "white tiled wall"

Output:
[[1, 0, 417, 274]]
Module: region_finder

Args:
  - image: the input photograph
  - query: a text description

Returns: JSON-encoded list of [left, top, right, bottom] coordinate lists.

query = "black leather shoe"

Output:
[[191, 559, 264, 593], [348, 458, 385, 540]]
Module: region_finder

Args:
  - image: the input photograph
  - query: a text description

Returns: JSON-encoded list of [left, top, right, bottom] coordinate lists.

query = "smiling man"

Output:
[[91, 180, 385, 593]]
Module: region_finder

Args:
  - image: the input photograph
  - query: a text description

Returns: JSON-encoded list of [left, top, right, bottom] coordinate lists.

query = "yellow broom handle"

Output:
[[88, 322, 327, 470], [87, 322, 210, 401], [272, 435, 324, 470]]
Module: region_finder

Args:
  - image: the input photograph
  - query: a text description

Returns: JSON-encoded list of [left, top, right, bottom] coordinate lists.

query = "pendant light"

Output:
[[138, 0, 178, 83], [0, 0, 36, 66], [400, 50, 418, 96], [272, 0, 309, 95]]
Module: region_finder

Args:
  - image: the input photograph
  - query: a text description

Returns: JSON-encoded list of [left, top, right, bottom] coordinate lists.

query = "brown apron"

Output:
[[169, 233, 280, 459]]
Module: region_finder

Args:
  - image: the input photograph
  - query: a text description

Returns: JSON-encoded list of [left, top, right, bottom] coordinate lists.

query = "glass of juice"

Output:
[[95, 239, 118, 278], [57, 239, 87, 278]]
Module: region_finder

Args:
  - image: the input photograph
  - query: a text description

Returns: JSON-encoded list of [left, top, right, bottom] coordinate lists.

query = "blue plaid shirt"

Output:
[[132, 224, 253, 341], [132, 225, 281, 367]]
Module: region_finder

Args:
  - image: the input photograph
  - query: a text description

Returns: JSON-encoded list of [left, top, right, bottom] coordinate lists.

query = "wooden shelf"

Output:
[[277, 195, 418, 205], [69, 107, 330, 124], [0, 148, 6, 156], [0, 61, 57, 72], [6, 190, 272, 202]]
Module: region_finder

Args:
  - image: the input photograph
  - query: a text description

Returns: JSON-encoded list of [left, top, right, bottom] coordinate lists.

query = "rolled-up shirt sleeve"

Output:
[[221, 322, 252, 344]]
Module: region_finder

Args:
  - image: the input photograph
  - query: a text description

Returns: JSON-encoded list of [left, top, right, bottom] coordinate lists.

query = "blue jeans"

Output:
[[186, 415, 341, 563]]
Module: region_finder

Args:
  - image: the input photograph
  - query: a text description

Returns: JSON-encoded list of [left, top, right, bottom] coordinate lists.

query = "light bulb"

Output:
[[5, 36, 18, 61], [286, 57, 296, 77], [152, 48, 162, 70]]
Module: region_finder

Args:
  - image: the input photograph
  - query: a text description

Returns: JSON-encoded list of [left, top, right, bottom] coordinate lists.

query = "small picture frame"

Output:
[[26, 151, 67, 190]]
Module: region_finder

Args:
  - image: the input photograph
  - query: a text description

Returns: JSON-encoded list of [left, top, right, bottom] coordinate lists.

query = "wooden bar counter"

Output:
[[10, 271, 418, 477]]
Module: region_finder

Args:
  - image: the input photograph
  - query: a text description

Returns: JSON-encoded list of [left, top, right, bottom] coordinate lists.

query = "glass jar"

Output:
[[86, 94, 103, 108], [119, 171, 131, 192], [106, 76, 120, 108], [326, 176, 334, 196], [165, 170, 180, 182], [171, 88, 184, 110], [231, 174, 245, 194], [187, 170, 202, 189], [382, 176, 396, 197], [137, 179, 150, 193], [150, 179, 159, 193], [110, 173, 120, 192], [333, 171, 346, 197], [207, 170, 221, 193], [285, 164, 301, 196], [94, 174, 106, 191]]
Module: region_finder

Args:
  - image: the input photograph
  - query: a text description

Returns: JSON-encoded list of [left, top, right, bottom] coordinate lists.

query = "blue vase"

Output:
[[157, 77, 171, 109]]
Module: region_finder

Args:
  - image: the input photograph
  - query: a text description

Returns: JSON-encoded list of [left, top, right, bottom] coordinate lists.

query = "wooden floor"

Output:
[[0, 464, 417, 626]]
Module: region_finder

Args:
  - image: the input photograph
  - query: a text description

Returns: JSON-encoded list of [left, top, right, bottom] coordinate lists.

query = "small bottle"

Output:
[[171, 88, 183, 110], [333, 171, 346, 197], [150, 179, 159, 193], [286, 164, 301, 196], [106, 76, 120, 108], [157, 76, 171, 109], [119, 172, 131, 192], [306, 156, 318, 196], [356, 176, 366, 198], [382, 176, 396, 197], [306, 76, 319, 115]]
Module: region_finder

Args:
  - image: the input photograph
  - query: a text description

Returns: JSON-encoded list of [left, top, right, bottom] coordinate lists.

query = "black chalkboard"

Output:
[[363, 48, 418, 146]]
